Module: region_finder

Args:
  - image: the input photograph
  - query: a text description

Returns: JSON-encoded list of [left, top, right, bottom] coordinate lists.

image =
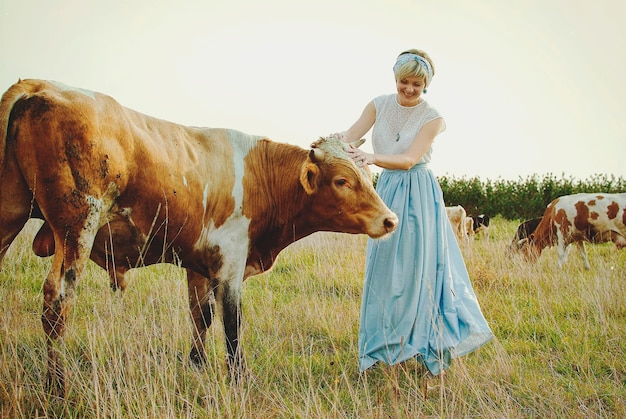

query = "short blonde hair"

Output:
[[394, 49, 435, 86]]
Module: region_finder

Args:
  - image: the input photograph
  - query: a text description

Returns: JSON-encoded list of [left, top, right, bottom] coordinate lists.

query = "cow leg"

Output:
[[576, 242, 591, 270], [217, 280, 246, 380], [187, 269, 217, 365], [108, 269, 128, 292], [42, 257, 72, 399], [0, 157, 32, 265], [557, 238, 570, 268], [41, 204, 103, 398], [0, 189, 29, 263], [0, 221, 26, 264]]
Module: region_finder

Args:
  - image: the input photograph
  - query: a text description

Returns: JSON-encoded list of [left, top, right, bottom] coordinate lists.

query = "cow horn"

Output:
[[309, 147, 325, 163]]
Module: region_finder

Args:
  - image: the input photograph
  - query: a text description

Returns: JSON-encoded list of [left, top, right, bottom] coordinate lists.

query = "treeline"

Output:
[[438, 173, 626, 220], [371, 172, 626, 220]]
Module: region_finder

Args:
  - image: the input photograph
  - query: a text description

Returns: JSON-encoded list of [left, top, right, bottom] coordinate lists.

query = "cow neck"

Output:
[[245, 141, 310, 244]]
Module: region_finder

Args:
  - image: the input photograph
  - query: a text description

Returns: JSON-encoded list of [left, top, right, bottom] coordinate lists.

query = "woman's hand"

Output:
[[347, 145, 372, 167], [327, 132, 347, 142]]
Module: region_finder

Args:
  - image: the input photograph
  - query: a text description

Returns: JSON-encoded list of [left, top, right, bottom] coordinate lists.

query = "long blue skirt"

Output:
[[358, 164, 493, 375]]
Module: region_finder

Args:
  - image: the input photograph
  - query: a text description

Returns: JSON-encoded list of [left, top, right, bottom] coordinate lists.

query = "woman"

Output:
[[332, 48, 493, 375]]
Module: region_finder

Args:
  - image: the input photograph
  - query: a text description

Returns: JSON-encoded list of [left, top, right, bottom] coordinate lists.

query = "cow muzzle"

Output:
[[369, 211, 399, 239]]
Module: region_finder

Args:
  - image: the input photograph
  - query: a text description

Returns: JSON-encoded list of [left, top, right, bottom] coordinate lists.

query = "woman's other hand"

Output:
[[347, 146, 371, 167]]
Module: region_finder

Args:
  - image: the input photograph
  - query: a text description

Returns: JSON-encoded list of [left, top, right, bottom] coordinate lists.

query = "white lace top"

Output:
[[372, 94, 445, 164]]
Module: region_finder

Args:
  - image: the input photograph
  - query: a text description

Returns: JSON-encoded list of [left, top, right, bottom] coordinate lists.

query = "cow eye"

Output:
[[334, 178, 349, 187]]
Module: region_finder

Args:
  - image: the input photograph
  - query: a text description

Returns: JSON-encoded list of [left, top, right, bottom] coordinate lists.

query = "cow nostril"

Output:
[[384, 215, 398, 232]]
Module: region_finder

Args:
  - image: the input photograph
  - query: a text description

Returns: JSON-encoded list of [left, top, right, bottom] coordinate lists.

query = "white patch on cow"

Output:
[[227, 130, 262, 210], [202, 183, 210, 215], [200, 130, 261, 219], [194, 215, 251, 291], [82, 195, 104, 249], [49, 80, 96, 99], [59, 194, 103, 299], [195, 130, 260, 289]]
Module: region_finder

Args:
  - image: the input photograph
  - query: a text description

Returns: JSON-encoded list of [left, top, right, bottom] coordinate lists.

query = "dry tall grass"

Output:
[[1, 218, 625, 418]]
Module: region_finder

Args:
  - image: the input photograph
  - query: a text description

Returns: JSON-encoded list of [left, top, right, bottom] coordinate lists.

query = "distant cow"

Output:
[[516, 193, 626, 269], [446, 205, 468, 242], [0, 79, 398, 397], [464, 217, 475, 239], [510, 217, 542, 251], [471, 214, 490, 238]]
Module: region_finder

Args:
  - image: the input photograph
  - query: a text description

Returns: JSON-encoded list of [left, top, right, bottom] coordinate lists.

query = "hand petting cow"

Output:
[[513, 193, 626, 269], [0, 79, 399, 398]]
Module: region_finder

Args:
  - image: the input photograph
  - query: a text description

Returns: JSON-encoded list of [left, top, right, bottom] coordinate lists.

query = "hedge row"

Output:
[[437, 173, 626, 220]]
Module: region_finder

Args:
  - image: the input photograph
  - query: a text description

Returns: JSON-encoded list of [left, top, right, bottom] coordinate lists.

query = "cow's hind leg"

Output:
[[0, 153, 33, 265], [187, 269, 217, 365], [41, 202, 103, 398], [0, 219, 28, 265]]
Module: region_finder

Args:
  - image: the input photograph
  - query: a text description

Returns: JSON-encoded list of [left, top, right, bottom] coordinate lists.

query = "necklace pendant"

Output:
[[395, 133, 400, 142]]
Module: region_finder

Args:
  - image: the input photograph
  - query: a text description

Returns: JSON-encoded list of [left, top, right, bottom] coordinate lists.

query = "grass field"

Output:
[[1, 217, 625, 418]]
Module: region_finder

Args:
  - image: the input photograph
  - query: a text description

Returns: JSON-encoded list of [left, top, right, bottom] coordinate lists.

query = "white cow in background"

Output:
[[446, 205, 469, 243]]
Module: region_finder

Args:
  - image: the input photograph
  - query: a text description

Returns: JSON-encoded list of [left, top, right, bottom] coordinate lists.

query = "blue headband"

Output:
[[393, 53, 433, 82]]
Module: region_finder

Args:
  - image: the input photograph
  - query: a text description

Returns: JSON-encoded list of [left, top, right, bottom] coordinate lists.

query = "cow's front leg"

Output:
[[576, 242, 591, 270], [557, 238, 570, 268], [108, 269, 128, 292], [220, 281, 246, 380], [187, 269, 216, 365]]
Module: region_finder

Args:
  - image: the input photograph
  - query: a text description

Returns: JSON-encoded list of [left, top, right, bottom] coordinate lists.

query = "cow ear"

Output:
[[300, 162, 319, 195]]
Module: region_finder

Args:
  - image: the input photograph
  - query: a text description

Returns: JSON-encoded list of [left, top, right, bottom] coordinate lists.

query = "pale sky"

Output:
[[2, 0, 625, 181]]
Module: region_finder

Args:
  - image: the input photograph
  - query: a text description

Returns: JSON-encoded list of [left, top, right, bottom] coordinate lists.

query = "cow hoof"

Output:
[[189, 348, 207, 366], [228, 367, 247, 384], [46, 372, 66, 400], [110, 279, 127, 292], [227, 357, 247, 383]]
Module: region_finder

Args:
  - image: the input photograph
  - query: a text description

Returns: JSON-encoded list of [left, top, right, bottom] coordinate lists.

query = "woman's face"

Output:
[[396, 76, 426, 106]]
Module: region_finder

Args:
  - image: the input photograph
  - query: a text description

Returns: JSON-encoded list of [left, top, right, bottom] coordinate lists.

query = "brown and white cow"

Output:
[[446, 205, 469, 243], [516, 193, 626, 269], [0, 79, 398, 397]]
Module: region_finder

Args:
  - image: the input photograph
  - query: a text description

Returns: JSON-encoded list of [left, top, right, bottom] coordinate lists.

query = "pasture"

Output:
[[1, 217, 625, 417]]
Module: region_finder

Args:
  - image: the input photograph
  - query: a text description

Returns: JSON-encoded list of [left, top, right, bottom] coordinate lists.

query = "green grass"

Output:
[[1, 218, 625, 417]]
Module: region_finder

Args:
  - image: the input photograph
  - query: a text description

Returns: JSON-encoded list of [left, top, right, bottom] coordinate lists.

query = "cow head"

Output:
[[299, 137, 397, 239], [516, 235, 542, 262]]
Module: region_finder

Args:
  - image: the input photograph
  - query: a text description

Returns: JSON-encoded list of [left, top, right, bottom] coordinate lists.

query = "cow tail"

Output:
[[0, 79, 31, 173]]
